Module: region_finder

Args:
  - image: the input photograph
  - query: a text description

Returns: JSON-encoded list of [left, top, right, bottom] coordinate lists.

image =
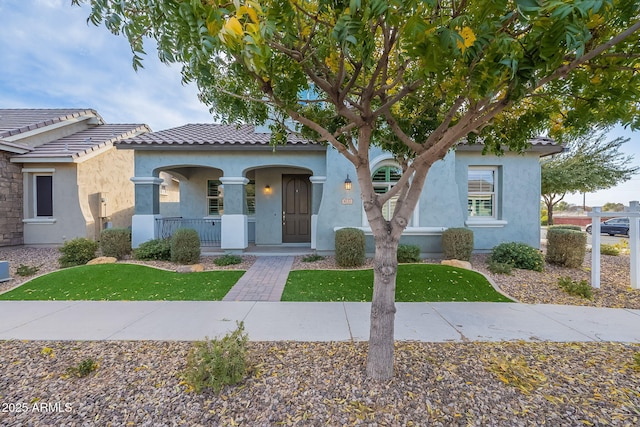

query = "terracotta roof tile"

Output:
[[0, 109, 102, 138], [117, 123, 316, 146]]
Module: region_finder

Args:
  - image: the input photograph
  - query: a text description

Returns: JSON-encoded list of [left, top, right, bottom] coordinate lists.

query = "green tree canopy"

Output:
[[541, 132, 639, 224], [76, 0, 640, 379]]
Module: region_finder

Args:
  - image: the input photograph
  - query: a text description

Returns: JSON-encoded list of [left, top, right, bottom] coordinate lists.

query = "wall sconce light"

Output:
[[264, 185, 272, 195], [344, 175, 352, 191]]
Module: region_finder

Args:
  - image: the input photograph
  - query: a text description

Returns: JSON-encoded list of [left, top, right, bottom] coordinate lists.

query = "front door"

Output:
[[282, 175, 311, 243]]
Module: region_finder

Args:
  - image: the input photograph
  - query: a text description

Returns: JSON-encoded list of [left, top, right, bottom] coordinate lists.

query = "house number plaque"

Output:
[[341, 198, 353, 205]]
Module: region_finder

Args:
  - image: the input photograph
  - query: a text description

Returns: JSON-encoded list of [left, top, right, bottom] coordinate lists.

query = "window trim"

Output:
[[467, 166, 497, 219], [21, 168, 56, 222], [362, 158, 419, 227]]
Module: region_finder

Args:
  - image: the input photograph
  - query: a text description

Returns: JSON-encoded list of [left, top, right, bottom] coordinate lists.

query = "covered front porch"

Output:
[[129, 154, 327, 253]]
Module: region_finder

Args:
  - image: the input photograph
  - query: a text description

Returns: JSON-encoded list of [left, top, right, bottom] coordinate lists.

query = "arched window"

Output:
[[372, 165, 402, 220]]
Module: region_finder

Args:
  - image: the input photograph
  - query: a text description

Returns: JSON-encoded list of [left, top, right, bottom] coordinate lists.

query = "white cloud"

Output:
[[0, 0, 213, 130]]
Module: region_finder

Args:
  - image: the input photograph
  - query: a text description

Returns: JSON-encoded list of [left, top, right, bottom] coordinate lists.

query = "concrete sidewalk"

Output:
[[1, 301, 639, 343]]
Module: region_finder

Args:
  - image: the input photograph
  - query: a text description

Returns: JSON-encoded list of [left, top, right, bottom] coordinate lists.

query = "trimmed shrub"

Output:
[[182, 322, 248, 393], [171, 228, 201, 265], [548, 225, 583, 232], [397, 244, 421, 263], [442, 228, 474, 261], [335, 228, 365, 268], [100, 228, 131, 259], [600, 244, 620, 256], [134, 238, 171, 261], [213, 254, 242, 266], [59, 238, 99, 268], [487, 261, 513, 275], [557, 276, 593, 299], [546, 228, 587, 268], [489, 242, 544, 272], [16, 264, 39, 277]]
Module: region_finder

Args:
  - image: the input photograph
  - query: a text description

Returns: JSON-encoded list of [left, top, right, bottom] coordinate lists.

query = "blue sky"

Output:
[[1, 0, 638, 206]]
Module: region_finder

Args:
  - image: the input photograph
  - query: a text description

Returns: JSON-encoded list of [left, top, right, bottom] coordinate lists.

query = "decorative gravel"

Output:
[[1, 340, 639, 425], [1, 246, 640, 425]]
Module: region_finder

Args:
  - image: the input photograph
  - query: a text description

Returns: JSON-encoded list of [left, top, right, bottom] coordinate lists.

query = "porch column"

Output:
[[309, 176, 326, 250], [130, 177, 163, 248], [220, 177, 249, 251]]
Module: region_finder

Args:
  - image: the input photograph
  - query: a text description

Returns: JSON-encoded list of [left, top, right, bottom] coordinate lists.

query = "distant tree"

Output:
[[541, 133, 639, 225], [77, 0, 640, 380], [602, 202, 625, 212], [556, 201, 570, 212]]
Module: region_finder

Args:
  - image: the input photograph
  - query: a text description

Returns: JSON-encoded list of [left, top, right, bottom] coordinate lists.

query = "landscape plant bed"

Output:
[[1, 340, 639, 426], [0, 264, 244, 301], [282, 264, 512, 302]]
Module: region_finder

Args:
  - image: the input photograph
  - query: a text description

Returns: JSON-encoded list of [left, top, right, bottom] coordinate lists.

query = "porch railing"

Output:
[[156, 217, 221, 246]]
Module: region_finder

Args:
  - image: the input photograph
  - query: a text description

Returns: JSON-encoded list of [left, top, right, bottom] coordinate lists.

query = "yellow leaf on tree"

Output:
[[225, 17, 243, 36], [457, 26, 476, 52]]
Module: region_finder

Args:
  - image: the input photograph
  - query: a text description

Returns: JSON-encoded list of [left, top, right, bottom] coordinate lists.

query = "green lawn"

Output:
[[281, 264, 512, 302], [0, 264, 245, 301]]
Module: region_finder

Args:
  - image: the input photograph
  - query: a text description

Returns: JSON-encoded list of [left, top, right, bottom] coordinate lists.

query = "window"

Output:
[[468, 167, 497, 218], [207, 180, 224, 216], [246, 180, 256, 216], [372, 165, 402, 220], [35, 175, 53, 217]]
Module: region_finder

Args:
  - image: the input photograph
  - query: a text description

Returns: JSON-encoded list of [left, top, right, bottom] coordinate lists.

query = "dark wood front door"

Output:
[[282, 175, 311, 243]]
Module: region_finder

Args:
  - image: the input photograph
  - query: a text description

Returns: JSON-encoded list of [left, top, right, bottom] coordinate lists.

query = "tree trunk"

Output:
[[547, 201, 554, 226], [366, 235, 399, 380]]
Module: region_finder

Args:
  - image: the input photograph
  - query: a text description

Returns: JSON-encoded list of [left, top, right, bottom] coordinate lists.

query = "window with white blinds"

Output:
[[467, 167, 497, 218], [372, 165, 402, 220]]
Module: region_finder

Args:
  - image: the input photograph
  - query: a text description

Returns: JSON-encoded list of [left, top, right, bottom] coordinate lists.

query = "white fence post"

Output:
[[590, 207, 602, 289], [630, 201, 639, 289]]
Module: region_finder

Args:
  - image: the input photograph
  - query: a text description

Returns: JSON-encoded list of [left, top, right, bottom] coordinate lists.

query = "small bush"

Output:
[[548, 225, 583, 232], [59, 238, 99, 268], [600, 244, 620, 256], [182, 322, 248, 394], [442, 228, 474, 261], [302, 254, 325, 262], [489, 242, 544, 272], [171, 228, 201, 265], [557, 276, 593, 299], [100, 228, 131, 260], [213, 254, 242, 267], [633, 353, 640, 371], [546, 228, 586, 268], [134, 238, 172, 261], [487, 261, 513, 275], [335, 228, 365, 268], [16, 264, 39, 277], [66, 358, 98, 378], [397, 244, 421, 263]]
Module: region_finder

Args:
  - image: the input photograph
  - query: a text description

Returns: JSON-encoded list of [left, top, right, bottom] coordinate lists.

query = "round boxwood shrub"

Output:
[[489, 242, 544, 272], [171, 228, 201, 265], [546, 228, 587, 268], [441, 228, 474, 261], [397, 244, 421, 263], [134, 238, 172, 261], [59, 238, 99, 268], [100, 228, 131, 260], [335, 228, 365, 267]]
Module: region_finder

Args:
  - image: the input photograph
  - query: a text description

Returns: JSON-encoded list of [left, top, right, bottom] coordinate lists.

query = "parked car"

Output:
[[585, 217, 629, 236]]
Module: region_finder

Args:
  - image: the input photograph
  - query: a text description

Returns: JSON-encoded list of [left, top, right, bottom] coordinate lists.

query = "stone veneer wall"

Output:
[[0, 151, 23, 246]]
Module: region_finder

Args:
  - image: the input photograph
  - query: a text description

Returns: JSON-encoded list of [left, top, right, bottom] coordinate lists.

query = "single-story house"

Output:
[[117, 124, 562, 255], [0, 109, 149, 246]]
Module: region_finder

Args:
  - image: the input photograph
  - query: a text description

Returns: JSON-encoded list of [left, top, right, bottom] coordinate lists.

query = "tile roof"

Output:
[[0, 109, 102, 138], [116, 123, 317, 147], [15, 124, 150, 160]]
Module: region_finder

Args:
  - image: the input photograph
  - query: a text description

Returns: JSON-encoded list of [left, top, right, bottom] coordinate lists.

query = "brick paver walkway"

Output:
[[222, 256, 294, 301]]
